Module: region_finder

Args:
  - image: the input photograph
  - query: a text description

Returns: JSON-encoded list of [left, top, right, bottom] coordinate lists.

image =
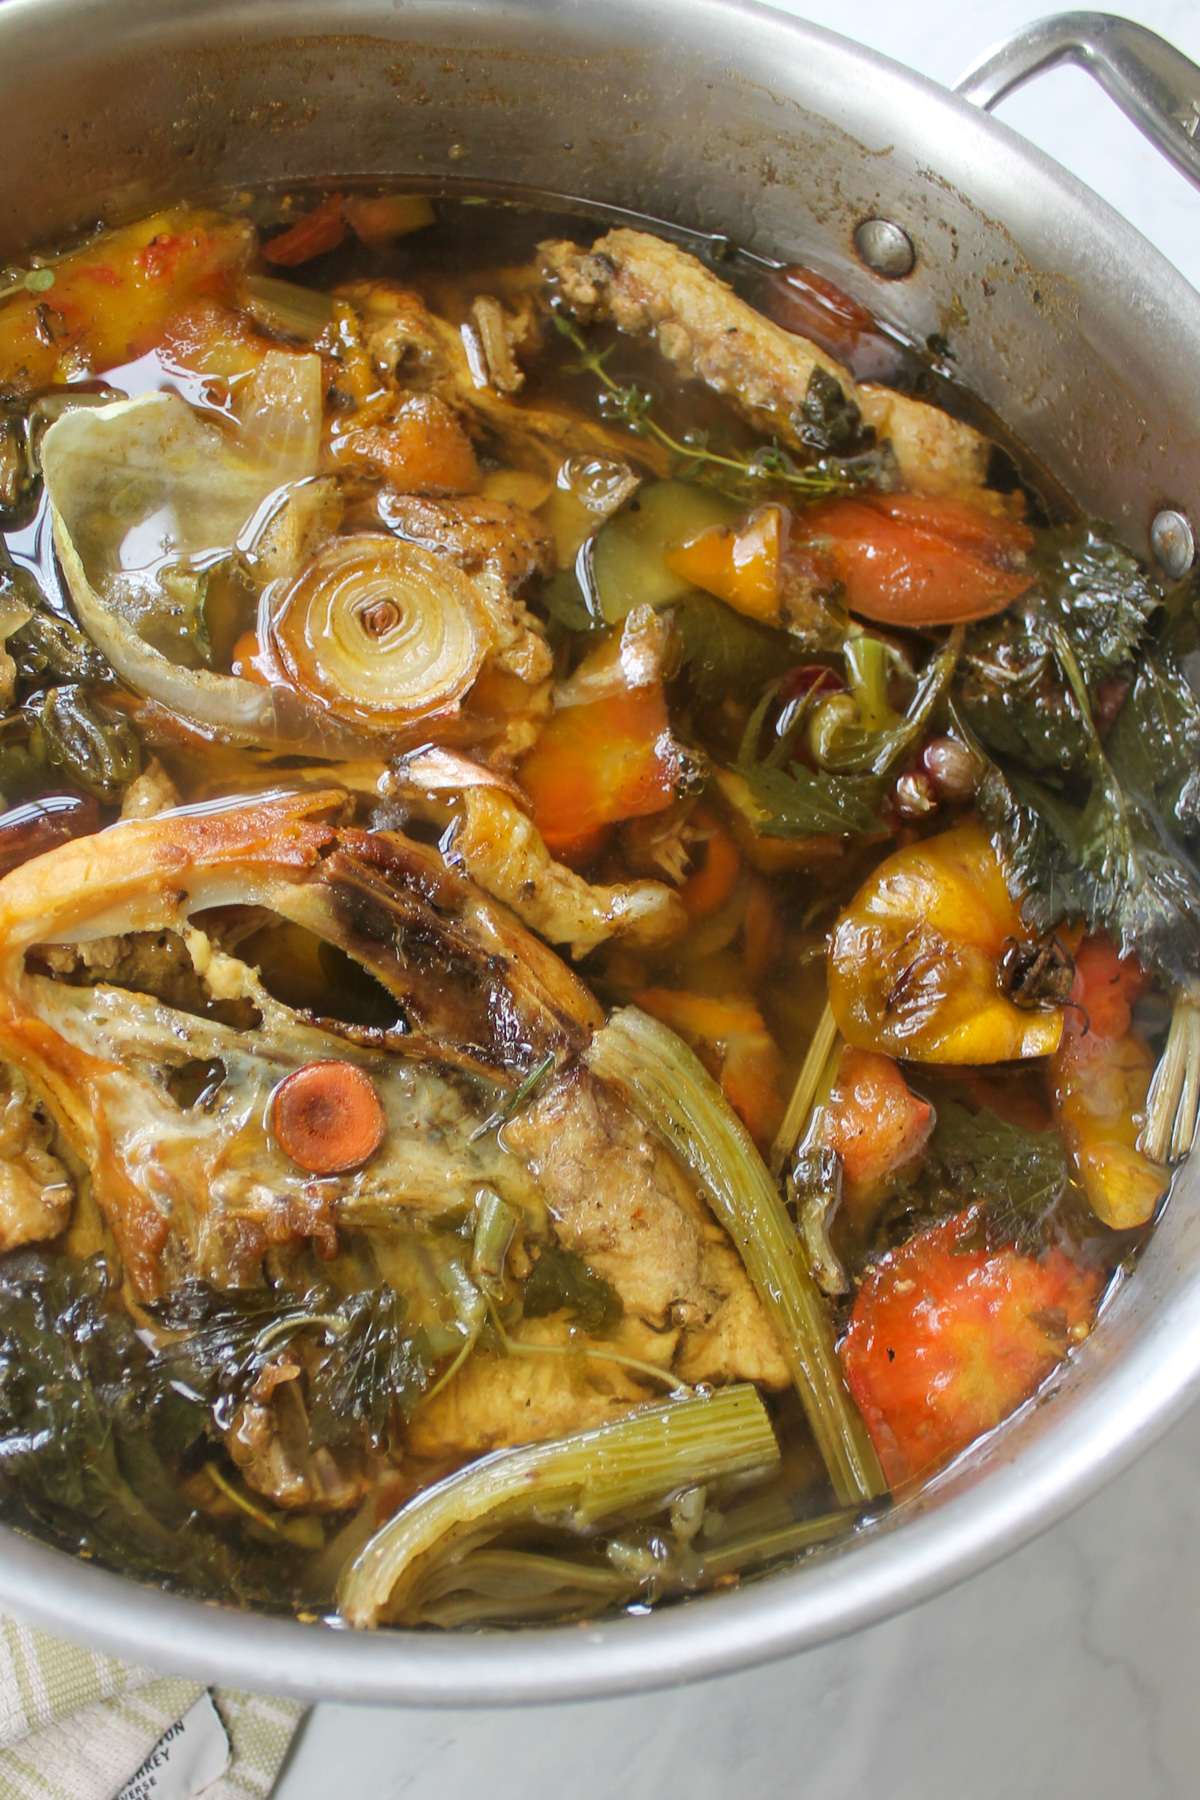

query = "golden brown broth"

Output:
[[0, 189, 1150, 1624]]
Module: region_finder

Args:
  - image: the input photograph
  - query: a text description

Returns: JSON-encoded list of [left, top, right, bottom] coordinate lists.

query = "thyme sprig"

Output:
[[551, 313, 872, 502]]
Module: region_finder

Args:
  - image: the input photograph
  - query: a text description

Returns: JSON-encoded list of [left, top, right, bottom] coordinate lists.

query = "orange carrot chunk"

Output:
[[263, 194, 349, 267], [841, 1207, 1101, 1488], [797, 492, 1034, 627], [331, 392, 481, 495], [679, 820, 741, 919], [519, 613, 689, 862], [1049, 935, 1166, 1230], [343, 194, 436, 246], [634, 988, 785, 1149], [273, 1060, 387, 1175]]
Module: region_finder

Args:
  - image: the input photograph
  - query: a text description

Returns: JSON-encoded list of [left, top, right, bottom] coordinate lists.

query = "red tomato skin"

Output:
[[841, 1207, 1100, 1488], [798, 494, 1034, 627]]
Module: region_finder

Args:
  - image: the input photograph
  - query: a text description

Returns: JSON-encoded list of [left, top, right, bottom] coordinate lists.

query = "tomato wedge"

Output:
[[798, 492, 1034, 627], [842, 1207, 1100, 1487]]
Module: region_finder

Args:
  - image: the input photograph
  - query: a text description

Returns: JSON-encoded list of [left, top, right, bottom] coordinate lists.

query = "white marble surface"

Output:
[[271, 3, 1200, 1792]]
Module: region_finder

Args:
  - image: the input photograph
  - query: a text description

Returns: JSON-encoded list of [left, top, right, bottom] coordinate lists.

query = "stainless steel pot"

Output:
[[0, 0, 1197, 1706]]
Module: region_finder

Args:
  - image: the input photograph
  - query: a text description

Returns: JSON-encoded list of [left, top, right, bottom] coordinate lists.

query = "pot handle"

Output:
[[954, 11, 1200, 193]]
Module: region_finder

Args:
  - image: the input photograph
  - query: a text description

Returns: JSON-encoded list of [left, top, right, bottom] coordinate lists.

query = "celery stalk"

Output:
[[586, 1006, 886, 1506], [843, 631, 896, 733], [338, 1383, 778, 1627], [244, 274, 336, 342]]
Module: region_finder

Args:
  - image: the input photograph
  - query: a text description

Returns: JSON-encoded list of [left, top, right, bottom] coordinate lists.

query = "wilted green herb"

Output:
[[818, 627, 963, 778], [958, 524, 1164, 776], [724, 629, 960, 839], [147, 1281, 323, 1415], [729, 759, 881, 838], [308, 1287, 432, 1453], [0, 1253, 315, 1605], [24, 684, 140, 801], [522, 1248, 624, 1337], [979, 624, 1200, 984], [8, 608, 113, 687], [469, 1050, 556, 1144], [147, 1278, 433, 1456], [672, 589, 806, 705], [919, 1101, 1069, 1250], [552, 314, 877, 502]]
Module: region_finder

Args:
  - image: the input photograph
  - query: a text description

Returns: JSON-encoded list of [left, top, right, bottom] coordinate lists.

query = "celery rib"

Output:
[[338, 1383, 778, 1627], [586, 1006, 886, 1507]]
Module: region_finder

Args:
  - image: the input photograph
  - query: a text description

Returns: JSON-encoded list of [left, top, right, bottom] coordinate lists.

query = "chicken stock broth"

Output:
[[0, 186, 1185, 1630]]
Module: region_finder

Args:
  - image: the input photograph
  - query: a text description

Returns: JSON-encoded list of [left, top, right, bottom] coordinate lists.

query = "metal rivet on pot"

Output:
[[853, 218, 916, 279], [1150, 508, 1195, 580]]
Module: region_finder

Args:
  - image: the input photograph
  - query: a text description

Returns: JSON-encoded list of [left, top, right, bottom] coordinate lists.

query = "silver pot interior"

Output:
[[0, 0, 1198, 1703]]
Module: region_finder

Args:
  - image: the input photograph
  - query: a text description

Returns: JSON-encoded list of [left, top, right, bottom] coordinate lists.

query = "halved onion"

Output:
[[268, 533, 489, 731], [40, 387, 368, 754]]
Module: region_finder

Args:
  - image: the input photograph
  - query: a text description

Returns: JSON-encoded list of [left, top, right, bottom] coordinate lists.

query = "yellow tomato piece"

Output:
[[663, 506, 785, 623], [0, 208, 254, 393], [1051, 1020, 1167, 1230], [827, 822, 1063, 1063]]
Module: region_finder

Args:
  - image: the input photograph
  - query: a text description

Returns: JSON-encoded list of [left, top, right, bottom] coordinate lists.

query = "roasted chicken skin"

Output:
[[0, 791, 787, 1471], [540, 229, 990, 496]]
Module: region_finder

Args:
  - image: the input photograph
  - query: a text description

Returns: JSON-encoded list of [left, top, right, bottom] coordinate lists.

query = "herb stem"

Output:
[[1141, 988, 1200, 1163], [553, 313, 863, 501], [204, 1463, 323, 1549], [770, 1002, 839, 1178], [469, 1051, 556, 1143], [486, 1298, 692, 1395]]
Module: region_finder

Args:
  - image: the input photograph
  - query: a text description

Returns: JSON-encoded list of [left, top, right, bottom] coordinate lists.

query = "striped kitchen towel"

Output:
[[0, 1617, 303, 1800]]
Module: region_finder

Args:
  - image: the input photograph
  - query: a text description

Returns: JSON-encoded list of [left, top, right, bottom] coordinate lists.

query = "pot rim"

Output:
[[1, 0, 1198, 1704]]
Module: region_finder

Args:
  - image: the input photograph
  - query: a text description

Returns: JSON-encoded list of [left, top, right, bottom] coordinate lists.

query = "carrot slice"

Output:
[[664, 507, 786, 624], [741, 877, 781, 984], [1049, 935, 1165, 1230], [273, 1060, 387, 1175], [841, 1207, 1101, 1487], [263, 195, 349, 267], [680, 821, 741, 919], [797, 493, 1034, 627], [518, 613, 690, 861], [230, 630, 273, 686], [343, 194, 436, 246]]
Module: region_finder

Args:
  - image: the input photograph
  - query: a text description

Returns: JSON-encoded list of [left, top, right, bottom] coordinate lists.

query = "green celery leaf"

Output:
[[672, 589, 806, 705], [918, 1100, 1069, 1250], [147, 1281, 318, 1405], [1106, 645, 1200, 840], [308, 1287, 432, 1453], [728, 760, 881, 838], [958, 523, 1163, 777], [522, 1248, 623, 1337], [1031, 525, 1162, 684], [979, 660, 1200, 985]]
